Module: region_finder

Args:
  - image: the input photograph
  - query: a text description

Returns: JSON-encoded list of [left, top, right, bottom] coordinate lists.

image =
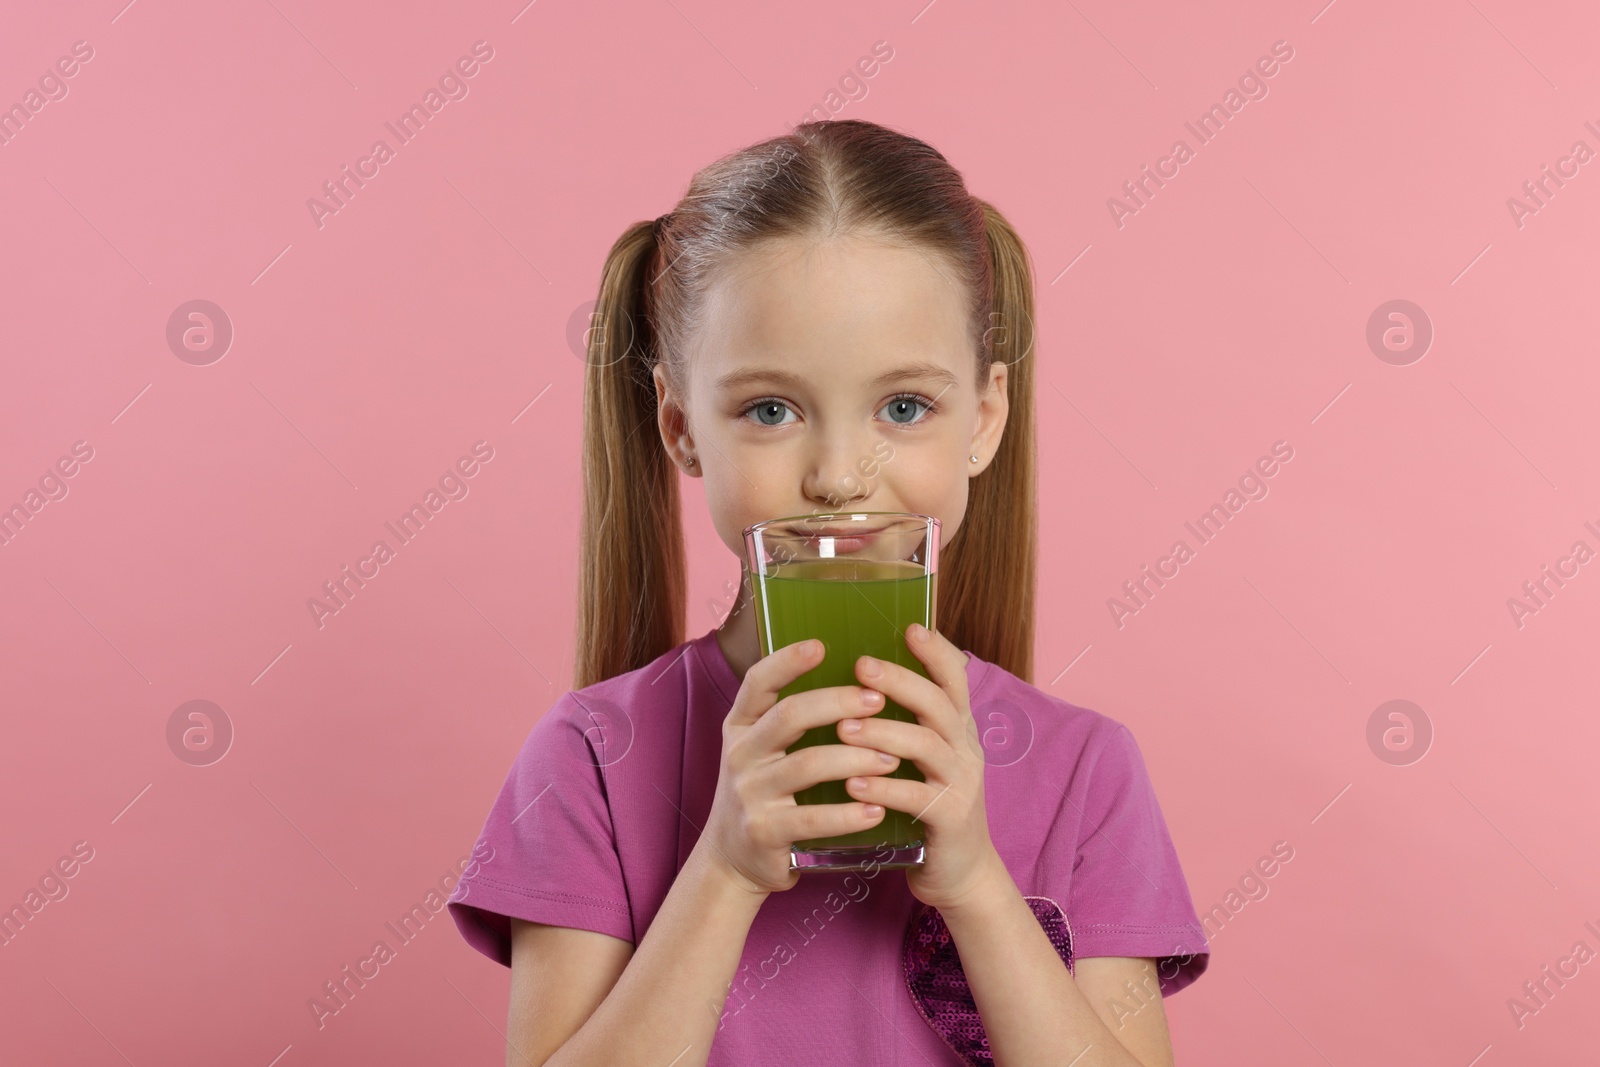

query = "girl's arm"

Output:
[[830, 627, 1179, 1067], [518, 638, 900, 1066], [513, 838, 767, 1067], [506, 922, 631, 1065], [937, 857, 1173, 1067]]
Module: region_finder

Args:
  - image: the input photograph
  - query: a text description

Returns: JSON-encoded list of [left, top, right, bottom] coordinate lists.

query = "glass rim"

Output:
[[740, 510, 940, 541]]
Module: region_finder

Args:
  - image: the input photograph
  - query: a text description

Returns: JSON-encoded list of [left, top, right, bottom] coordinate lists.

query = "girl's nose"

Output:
[[801, 440, 874, 510]]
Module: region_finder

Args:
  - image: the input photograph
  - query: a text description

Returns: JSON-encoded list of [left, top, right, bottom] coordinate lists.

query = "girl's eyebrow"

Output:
[[715, 361, 959, 392]]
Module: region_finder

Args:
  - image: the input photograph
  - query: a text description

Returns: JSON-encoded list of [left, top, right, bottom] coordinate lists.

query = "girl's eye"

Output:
[[742, 399, 796, 426], [880, 393, 935, 426], [739, 394, 937, 427]]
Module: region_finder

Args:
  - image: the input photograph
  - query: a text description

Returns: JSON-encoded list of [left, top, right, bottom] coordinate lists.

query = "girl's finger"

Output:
[[853, 651, 964, 750], [764, 742, 900, 798], [905, 623, 973, 719], [841, 775, 949, 824], [774, 799, 887, 844], [725, 638, 824, 730], [836, 716, 955, 782], [746, 684, 887, 755]]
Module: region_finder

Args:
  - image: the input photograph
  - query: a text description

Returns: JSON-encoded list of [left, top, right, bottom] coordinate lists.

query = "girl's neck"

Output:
[[714, 571, 761, 685]]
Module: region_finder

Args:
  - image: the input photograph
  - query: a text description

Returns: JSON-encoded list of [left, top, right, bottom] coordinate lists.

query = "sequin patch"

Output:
[[902, 896, 1074, 1066]]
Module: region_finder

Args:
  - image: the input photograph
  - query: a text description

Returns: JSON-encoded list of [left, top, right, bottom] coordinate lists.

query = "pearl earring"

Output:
[[970, 455, 978, 463]]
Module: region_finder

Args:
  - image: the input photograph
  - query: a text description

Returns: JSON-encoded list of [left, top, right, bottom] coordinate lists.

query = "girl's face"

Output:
[[652, 233, 1009, 563]]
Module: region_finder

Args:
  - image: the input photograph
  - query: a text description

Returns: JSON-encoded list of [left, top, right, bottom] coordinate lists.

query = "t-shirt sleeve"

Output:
[[447, 694, 635, 966], [1056, 721, 1209, 995]]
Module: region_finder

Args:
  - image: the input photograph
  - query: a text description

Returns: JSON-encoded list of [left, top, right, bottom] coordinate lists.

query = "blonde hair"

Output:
[[576, 119, 1038, 689]]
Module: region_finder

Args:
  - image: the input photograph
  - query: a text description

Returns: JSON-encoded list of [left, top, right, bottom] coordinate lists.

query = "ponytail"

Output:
[[937, 200, 1039, 683], [574, 220, 686, 689]]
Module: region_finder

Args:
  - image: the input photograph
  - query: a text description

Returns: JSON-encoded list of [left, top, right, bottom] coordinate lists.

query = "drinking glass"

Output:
[[742, 511, 940, 873]]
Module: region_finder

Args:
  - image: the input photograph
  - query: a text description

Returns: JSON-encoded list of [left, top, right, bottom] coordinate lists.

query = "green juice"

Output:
[[751, 557, 933, 853]]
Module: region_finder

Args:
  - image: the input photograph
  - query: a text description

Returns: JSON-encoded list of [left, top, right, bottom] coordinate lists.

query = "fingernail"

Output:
[[859, 657, 881, 678], [910, 623, 928, 642], [877, 750, 896, 766], [861, 690, 882, 708], [840, 718, 863, 734]]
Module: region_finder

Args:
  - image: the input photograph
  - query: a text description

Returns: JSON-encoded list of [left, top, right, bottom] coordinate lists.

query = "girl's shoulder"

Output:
[[519, 631, 726, 765], [965, 651, 1133, 773]]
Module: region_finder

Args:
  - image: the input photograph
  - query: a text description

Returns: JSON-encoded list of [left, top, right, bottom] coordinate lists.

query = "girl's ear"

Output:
[[968, 360, 1010, 474], [652, 362, 701, 476]]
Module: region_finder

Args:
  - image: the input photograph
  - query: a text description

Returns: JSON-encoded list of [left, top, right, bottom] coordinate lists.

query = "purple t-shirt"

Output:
[[448, 628, 1208, 1063]]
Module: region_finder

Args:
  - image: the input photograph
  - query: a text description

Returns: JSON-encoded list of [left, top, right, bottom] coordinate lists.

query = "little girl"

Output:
[[448, 119, 1208, 1067]]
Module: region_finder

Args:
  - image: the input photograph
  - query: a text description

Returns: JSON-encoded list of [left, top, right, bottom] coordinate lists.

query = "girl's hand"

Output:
[[700, 638, 905, 897], [838, 623, 1006, 911]]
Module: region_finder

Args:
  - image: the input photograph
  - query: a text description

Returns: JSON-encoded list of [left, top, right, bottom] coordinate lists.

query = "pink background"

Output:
[[3, 0, 1597, 1063]]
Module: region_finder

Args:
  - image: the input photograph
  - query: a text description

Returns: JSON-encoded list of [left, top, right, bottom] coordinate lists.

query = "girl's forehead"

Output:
[[688, 237, 972, 374], [713, 232, 960, 294]]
